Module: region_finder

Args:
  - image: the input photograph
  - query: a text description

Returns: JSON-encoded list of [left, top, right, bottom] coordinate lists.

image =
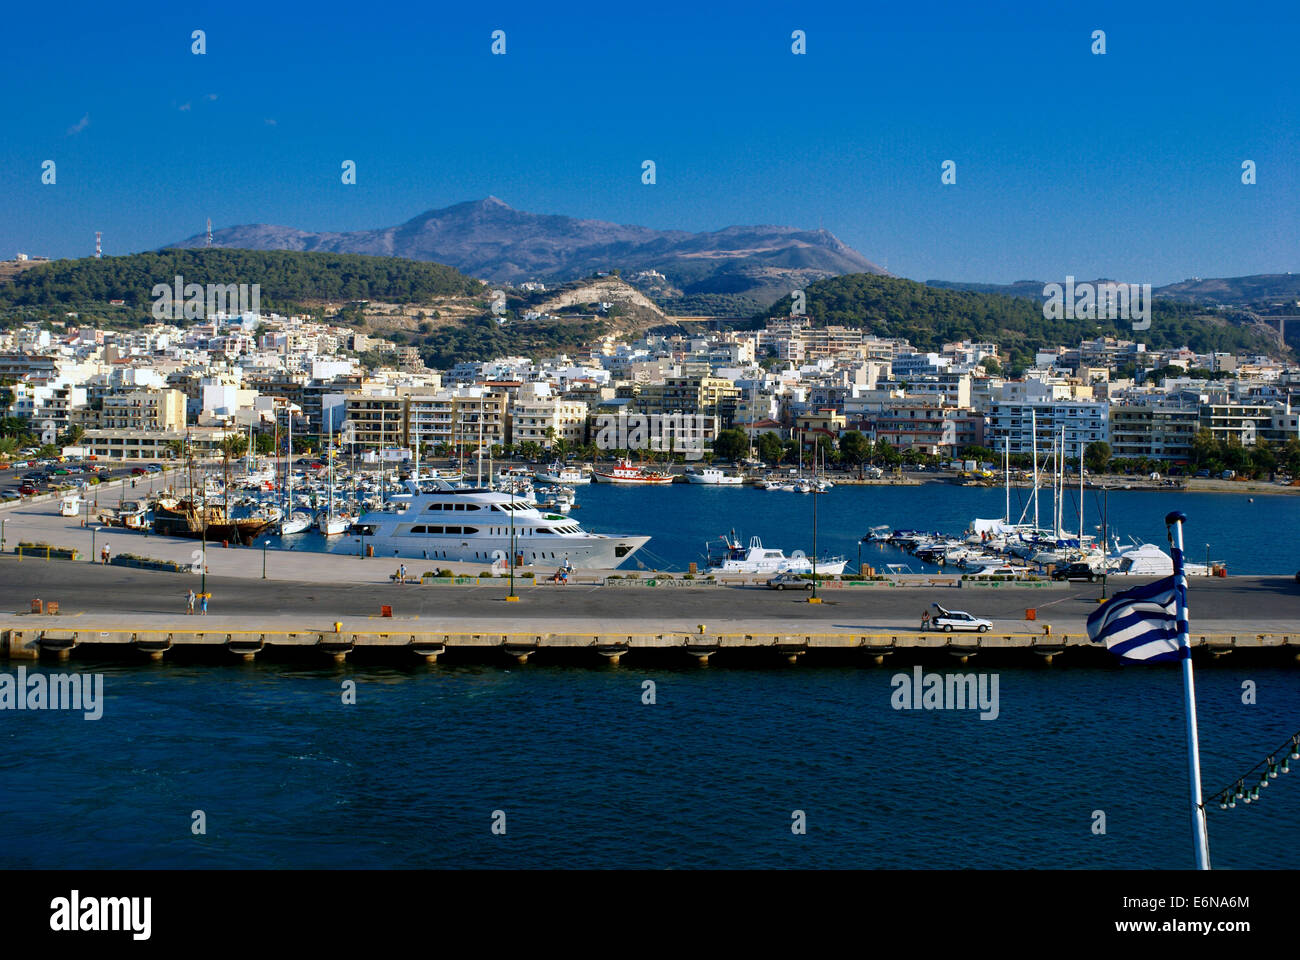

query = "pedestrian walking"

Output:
[[186, 589, 196, 615], [101, 543, 111, 565], [200, 593, 208, 615], [399, 562, 407, 584]]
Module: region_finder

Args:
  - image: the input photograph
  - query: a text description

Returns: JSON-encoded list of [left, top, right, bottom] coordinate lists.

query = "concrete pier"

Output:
[[4, 623, 1297, 667]]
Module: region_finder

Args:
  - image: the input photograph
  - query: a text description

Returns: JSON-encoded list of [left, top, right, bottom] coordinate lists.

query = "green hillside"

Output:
[[759, 274, 1280, 369], [0, 249, 483, 322]]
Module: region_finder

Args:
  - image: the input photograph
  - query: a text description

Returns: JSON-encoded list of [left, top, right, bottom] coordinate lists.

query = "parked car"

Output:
[[1195, 469, 1211, 478], [130, 466, 148, 475], [766, 571, 814, 591], [1052, 562, 1099, 582], [924, 603, 992, 633], [18, 483, 38, 495], [146, 464, 162, 473]]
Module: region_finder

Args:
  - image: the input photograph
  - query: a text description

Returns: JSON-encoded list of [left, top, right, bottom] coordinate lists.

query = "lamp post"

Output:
[[262, 539, 270, 579], [1100, 486, 1109, 600], [1, 517, 6, 553], [1205, 543, 1210, 577], [811, 471, 819, 600], [200, 517, 207, 596], [507, 482, 517, 601]]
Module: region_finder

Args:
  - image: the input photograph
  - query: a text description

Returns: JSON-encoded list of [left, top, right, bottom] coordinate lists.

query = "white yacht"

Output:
[[682, 466, 744, 485], [350, 479, 649, 568], [705, 534, 847, 575]]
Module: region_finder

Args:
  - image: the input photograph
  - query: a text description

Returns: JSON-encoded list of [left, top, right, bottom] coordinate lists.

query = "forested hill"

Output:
[[759, 274, 1281, 368], [0, 249, 483, 317]]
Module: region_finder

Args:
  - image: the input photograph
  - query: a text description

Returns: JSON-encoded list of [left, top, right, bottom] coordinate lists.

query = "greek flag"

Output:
[[1087, 574, 1189, 662]]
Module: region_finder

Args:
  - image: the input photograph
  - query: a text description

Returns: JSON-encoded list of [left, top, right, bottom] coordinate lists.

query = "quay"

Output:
[[1, 550, 1296, 667]]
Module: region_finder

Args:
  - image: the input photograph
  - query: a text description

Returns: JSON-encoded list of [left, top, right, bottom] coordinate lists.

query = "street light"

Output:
[[507, 480, 517, 601], [1, 517, 6, 553], [262, 539, 271, 579], [811, 470, 819, 601], [1205, 543, 1210, 576]]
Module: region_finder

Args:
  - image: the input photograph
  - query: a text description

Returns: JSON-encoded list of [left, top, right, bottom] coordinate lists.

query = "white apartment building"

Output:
[[988, 400, 1110, 455], [509, 381, 588, 448]]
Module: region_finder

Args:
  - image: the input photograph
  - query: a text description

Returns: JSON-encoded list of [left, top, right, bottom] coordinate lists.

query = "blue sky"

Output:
[[2, 0, 1296, 285]]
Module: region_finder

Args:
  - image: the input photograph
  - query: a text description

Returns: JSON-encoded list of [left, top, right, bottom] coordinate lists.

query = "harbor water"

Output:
[[2, 661, 1296, 868], [272, 481, 1300, 575]]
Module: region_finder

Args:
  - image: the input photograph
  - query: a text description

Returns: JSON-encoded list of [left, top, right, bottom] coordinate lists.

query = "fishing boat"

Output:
[[591, 458, 675, 485], [682, 466, 744, 485], [534, 461, 590, 485], [152, 497, 271, 545]]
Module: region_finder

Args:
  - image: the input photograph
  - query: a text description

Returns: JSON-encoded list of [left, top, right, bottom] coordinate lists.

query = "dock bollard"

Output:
[[698, 624, 706, 634], [334, 622, 342, 633]]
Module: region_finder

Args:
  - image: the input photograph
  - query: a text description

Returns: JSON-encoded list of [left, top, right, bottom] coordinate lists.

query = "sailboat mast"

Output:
[[1031, 409, 1039, 532], [1079, 438, 1085, 543], [1003, 436, 1010, 524]]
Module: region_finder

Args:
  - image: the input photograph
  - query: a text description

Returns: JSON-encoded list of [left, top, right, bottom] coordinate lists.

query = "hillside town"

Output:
[[2, 304, 1299, 479]]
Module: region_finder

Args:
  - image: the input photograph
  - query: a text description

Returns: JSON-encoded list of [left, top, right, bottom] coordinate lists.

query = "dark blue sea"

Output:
[[2, 661, 1297, 868], [284, 481, 1300, 575]]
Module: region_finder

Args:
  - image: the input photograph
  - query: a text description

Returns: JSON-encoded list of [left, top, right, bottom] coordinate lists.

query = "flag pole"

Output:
[[1166, 511, 1211, 870]]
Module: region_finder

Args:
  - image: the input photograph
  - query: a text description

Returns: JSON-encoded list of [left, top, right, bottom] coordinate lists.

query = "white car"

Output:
[[925, 603, 992, 633]]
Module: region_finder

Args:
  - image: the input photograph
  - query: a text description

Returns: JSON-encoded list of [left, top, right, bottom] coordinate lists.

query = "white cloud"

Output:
[[66, 113, 90, 135]]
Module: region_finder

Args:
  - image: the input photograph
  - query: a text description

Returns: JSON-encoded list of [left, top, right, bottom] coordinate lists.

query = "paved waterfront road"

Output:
[[1, 556, 1296, 630]]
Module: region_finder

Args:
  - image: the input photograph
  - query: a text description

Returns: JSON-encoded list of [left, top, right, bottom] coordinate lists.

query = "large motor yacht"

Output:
[[349, 479, 649, 568]]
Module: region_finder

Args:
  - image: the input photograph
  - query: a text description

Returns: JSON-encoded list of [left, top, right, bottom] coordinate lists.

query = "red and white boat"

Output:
[[591, 457, 675, 485]]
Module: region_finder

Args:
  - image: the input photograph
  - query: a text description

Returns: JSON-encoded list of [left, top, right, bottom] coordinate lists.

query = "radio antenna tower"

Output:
[[206, 218, 213, 246], [95, 232, 102, 258]]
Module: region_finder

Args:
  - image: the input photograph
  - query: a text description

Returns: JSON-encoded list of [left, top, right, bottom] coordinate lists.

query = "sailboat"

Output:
[[316, 421, 349, 535], [279, 409, 311, 535]]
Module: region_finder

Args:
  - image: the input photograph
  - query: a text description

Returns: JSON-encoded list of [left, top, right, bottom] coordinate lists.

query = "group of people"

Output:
[[185, 589, 209, 615], [551, 557, 574, 584]]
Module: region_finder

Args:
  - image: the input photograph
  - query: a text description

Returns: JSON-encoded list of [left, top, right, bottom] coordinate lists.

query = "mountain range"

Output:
[[927, 275, 1300, 310], [172, 197, 884, 310]]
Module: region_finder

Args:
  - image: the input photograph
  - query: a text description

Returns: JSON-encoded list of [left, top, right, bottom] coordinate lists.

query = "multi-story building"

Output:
[[74, 388, 187, 432], [344, 388, 508, 452], [80, 425, 240, 460], [988, 400, 1109, 456], [509, 382, 588, 448], [794, 409, 847, 450], [1198, 400, 1292, 445], [1108, 401, 1201, 462], [633, 374, 740, 426], [854, 399, 984, 455]]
